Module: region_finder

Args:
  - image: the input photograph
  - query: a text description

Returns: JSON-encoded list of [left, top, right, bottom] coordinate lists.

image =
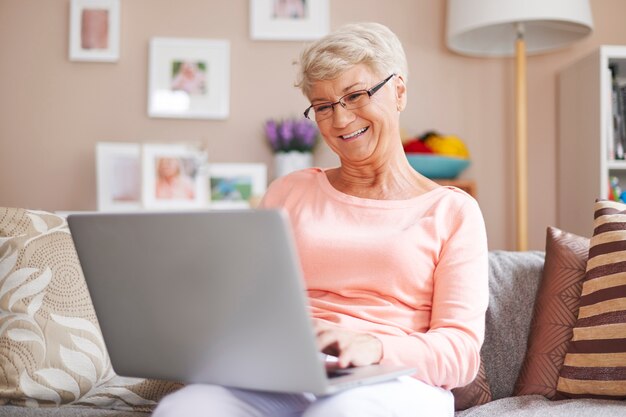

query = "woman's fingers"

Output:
[[315, 328, 341, 356], [314, 327, 383, 368]]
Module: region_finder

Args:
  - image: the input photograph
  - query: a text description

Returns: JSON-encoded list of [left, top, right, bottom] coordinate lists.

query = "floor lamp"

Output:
[[446, 0, 593, 251]]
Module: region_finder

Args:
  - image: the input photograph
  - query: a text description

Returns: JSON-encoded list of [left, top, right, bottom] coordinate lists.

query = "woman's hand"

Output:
[[314, 322, 383, 368]]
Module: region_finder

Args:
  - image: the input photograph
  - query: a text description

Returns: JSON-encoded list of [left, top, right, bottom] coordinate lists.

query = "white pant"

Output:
[[152, 376, 454, 417]]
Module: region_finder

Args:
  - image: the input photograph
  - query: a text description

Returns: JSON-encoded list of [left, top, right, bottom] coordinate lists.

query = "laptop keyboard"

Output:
[[326, 366, 354, 379]]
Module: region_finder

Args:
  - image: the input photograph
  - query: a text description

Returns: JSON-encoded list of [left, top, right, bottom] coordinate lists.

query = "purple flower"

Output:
[[279, 119, 295, 148], [265, 118, 319, 153], [265, 120, 279, 152], [295, 119, 317, 148]]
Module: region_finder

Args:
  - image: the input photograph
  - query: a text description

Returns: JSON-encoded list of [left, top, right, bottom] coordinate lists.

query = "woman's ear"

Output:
[[395, 75, 407, 112]]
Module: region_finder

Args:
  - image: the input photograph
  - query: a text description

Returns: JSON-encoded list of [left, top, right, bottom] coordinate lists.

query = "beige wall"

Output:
[[1, 0, 626, 250]]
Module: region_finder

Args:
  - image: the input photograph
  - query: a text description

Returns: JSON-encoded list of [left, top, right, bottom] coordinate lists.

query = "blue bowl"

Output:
[[405, 153, 470, 179]]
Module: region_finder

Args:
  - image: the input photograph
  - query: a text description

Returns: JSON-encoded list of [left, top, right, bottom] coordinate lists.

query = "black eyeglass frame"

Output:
[[303, 73, 396, 120]]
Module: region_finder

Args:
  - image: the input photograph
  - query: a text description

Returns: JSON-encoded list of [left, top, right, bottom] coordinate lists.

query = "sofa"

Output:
[[456, 250, 625, 416], [1, 208, 625, 416]]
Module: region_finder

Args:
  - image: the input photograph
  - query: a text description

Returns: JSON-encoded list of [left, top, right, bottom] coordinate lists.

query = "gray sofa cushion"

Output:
[[0, 406, 148, 416], [456, 395, 626, 416], [483, 251, 545, 400]]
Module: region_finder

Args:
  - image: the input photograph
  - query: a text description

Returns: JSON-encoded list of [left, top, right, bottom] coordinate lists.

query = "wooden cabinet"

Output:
[[558, 45, 626, 237]]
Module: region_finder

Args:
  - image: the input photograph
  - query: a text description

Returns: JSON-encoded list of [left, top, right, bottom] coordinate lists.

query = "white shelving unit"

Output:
[[558, 45, 626, 237]]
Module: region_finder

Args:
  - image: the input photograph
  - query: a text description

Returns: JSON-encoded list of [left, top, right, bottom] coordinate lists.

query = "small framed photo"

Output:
[[142, 144, 208, 210], [249, 0, 329, 41], [69, 0, 120, 62], [96, 142, 142, 211], [148, 38, 230, 120], [208, 163, 267, 209]]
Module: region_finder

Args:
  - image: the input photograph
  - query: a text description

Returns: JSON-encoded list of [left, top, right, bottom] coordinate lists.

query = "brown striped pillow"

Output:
[[556, 200, 626, 400]]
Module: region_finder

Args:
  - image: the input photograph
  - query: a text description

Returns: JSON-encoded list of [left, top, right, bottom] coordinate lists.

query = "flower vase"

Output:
[[274, 151, 313, 177]]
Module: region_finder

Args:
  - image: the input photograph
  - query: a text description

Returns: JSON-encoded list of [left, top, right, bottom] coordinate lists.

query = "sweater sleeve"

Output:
[[376, 197, 489, 389]]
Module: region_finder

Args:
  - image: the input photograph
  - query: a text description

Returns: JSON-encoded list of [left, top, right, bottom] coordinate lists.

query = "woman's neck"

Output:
[[326, 148, 437, 200]]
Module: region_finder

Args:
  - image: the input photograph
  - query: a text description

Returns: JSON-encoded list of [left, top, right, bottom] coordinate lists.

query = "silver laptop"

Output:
[[67, 210, 415, 396]]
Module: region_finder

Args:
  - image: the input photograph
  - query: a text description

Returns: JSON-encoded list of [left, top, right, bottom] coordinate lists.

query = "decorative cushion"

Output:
[[0, 208, 181, 410], [556, 200, 626, 399], [452, 360, 492, 411], [514, 226, 589, 398]]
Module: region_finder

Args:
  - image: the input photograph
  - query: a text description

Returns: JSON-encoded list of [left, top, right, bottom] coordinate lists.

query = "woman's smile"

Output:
[[340, 126, 369, 141]]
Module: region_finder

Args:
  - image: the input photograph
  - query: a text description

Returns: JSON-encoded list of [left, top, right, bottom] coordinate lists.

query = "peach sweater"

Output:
[[260, 168, 489, 389]]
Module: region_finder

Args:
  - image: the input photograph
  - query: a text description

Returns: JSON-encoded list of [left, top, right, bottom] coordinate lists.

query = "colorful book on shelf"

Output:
[[619, 81, 626, 161], [610, 64, 625, 160], [607, 67, 615, 160]]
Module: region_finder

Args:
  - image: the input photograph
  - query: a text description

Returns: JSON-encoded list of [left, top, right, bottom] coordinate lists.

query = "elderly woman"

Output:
[[154, 22, 488, 417]]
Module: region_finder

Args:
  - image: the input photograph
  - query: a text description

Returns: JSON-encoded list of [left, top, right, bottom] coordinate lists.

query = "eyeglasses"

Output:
[[303, 74, 396, 121]]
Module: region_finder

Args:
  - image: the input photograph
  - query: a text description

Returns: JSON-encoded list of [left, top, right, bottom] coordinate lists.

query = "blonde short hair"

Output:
[[295, 22, 408, 97]]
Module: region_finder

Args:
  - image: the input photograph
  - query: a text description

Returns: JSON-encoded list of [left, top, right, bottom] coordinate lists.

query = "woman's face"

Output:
[[307, 64, 406, 165], [158, 157, 180, 179]]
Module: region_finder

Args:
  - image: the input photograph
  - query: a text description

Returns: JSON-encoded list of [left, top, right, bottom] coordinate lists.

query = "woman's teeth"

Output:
[[341, 127, 368, 140]]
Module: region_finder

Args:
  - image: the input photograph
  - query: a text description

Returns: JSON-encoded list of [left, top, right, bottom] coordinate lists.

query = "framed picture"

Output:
[[208, 163, 267, 209], [249, 0, 329, 41], [148, 38, 230, 120], [96, 142, 142, 211], [69, 0, 120, 62], [142, 143, 208, 210]]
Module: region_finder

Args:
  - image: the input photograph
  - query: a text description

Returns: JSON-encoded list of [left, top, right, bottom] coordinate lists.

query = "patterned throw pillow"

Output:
[[514, 226, 589, 398], [451, 360, 492, 411], [0, 208, 181, 411], [556, 200, 626, 399]]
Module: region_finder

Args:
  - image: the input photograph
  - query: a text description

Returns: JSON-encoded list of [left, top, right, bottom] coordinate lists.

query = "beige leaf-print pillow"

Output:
[[0, 207, 181, 411]]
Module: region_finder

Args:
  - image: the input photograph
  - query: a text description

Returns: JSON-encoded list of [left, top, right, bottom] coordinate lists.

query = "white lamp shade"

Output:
[[446, 0, 593, 57]]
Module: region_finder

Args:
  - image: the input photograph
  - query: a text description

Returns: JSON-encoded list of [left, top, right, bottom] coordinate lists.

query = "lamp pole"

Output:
[[515, 23, 529, 251]]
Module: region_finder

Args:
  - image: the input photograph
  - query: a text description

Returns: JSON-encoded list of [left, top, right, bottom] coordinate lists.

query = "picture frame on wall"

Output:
[[96, 142, 142, 211], [69, 0, 120, 62], [142, 143, 208, 210], [249, 0, 329, 41], [148, 38, 230, 120], [208, 163, 267, 209]]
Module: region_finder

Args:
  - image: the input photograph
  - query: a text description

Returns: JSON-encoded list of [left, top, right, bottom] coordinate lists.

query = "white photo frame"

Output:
[[250, 0, 329, 41], [69, 0, 120, 62], [148, 38, 230, 119], [208, 163, 267, 209], [142, 143, 208, 210], [96, 142, 142, 211]]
